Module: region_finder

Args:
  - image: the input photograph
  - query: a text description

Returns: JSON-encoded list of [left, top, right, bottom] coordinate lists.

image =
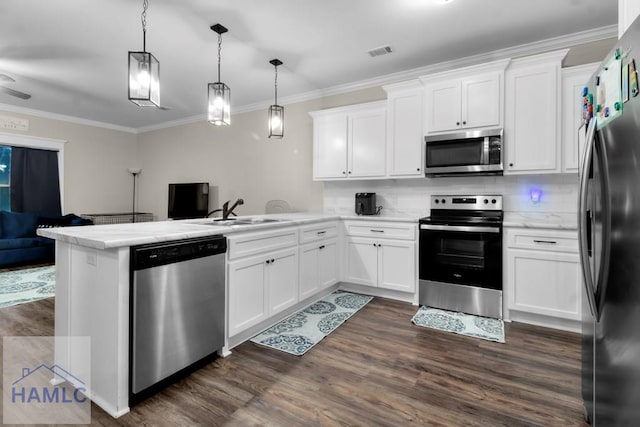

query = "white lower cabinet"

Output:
[[504, 228, 582, 330], [267, 248, 299, 314], [378, 240, 416, 292], [228, 254, 268, 337], [299, 238, 338, 300], [345, 237, 379, 286], [227, 228, 299, 338], [343, 224, 416, 293]]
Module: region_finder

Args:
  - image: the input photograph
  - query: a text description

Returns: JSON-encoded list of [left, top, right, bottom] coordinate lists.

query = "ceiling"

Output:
[[0, 0, 617, 131]]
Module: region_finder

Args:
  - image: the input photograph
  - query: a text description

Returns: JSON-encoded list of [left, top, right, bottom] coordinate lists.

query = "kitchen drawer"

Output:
[[343, 220, 416, 240], [506, 228, 578, 253], [299, 221, 339, 244], [227, 226, 298, 260]]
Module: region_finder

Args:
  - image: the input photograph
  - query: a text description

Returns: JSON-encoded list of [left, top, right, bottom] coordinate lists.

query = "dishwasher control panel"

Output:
[[132, 236, 227, 270]]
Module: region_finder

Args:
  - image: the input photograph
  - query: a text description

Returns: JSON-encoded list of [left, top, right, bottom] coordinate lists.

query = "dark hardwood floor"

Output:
[[0, 297, 587, 426]]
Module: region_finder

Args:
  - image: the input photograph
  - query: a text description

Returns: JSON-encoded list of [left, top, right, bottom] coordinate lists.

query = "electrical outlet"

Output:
[[86, 251, 97, 266]]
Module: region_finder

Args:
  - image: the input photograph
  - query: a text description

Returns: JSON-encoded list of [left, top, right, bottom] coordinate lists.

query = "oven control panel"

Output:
[[431, 195, 502, 210]]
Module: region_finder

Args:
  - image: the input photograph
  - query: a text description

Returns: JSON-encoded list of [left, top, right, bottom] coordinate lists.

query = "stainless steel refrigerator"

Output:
[[579, 16, 640, 426]]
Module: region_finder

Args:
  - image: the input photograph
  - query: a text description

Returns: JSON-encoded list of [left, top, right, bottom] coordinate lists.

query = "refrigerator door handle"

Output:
[[578, 118, 598, 318], [594, 129, 612, 322]]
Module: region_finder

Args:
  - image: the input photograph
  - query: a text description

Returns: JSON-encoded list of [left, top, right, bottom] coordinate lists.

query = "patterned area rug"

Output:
[[0, 266, 56, 308], [411, 306, 505, 343], [250, 291, 373, 356]]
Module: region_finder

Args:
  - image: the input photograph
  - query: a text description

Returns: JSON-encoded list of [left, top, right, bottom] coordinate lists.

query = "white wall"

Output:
[[323, 174, 578, 219]]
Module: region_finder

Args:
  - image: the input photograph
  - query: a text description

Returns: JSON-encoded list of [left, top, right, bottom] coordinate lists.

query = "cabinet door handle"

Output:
[[416, 168, 420, 172], [266, 259, 271, 264], [271, 259, 275, 263], [370, 229, 385, 233], [348, 171, 352, 174], [317, 230, 326, 235], [462, 121, 467, 125], [533, 240, 557, 245], [342, 171, 346, 175], [319, 245, 325, 250], [509, 163, 514, 167], [456, 121, 460, 126]]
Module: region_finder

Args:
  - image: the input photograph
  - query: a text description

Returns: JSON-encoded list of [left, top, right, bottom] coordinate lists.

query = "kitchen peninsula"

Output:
[[38, 213, 419, 418]]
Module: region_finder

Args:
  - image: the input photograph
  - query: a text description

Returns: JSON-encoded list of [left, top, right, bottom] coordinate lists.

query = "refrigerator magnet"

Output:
[[623, 63, 630, 102], [630, 59, 639, 97]]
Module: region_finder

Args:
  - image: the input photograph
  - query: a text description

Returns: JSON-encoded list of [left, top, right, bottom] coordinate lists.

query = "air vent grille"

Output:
[[367, 45, 393, 57]]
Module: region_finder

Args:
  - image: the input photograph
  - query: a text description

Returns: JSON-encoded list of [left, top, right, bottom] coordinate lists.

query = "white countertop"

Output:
[[503, 212, 577, 230], [37, 212, 418, 250]]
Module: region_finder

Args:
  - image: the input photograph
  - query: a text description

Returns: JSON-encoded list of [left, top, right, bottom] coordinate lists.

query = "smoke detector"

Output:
[[367, 45, 393, 58]]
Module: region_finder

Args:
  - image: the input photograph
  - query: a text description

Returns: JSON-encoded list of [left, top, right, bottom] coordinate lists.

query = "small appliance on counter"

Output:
[[355, 193, 379, 215]]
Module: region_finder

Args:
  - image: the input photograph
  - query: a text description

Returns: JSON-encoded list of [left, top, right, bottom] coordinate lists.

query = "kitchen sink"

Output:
[[202, 218, 288, 226]]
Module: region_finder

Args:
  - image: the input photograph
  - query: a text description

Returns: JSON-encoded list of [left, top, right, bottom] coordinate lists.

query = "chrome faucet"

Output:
[[222, 198, 244, 219]]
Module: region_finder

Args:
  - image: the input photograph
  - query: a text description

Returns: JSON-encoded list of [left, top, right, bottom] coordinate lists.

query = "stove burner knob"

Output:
[[491, 199, 497, 204], [484, 199, 489, 204], [435, 199, 439, 204], [441, 199, 446, 204]]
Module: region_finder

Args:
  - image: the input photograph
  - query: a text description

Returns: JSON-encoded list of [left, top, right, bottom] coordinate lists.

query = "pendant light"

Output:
[[268, 59, 284, 138], [128, 0, 160, 107], [208, 24, 231, 126]]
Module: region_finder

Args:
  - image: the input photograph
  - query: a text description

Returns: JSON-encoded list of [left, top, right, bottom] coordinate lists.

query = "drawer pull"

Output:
[[370, 229, 385, 233], [319, 245, 325, 250], [317, 231, 326, 235], [533, 239, 557, 245]]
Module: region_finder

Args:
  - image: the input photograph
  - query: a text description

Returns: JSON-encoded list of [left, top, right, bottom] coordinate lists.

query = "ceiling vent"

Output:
[[367, 45, 393, 57]]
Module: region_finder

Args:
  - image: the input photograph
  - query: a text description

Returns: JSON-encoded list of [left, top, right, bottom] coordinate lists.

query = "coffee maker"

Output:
[[355, 193, 377, 215]]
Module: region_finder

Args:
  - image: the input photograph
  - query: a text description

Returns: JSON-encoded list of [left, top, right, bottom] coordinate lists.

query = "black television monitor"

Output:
[[168, 182, 209, 219]]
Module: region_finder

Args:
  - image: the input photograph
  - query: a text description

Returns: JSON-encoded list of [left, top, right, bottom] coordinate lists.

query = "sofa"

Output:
[[0, 210, 93, 268]]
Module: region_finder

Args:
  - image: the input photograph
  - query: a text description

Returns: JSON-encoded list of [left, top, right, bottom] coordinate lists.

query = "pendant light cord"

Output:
[[274, 63, 278, 105], [141, 0, 148, 52], [217, 33, 222, 82]]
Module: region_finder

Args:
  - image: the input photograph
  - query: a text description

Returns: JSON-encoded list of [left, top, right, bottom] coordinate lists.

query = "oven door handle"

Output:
[[419, 224, 501, 233]]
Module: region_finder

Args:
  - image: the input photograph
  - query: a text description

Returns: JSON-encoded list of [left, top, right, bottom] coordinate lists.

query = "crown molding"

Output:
[[136, 114, 207, 133], [0, 103, 138, 134]]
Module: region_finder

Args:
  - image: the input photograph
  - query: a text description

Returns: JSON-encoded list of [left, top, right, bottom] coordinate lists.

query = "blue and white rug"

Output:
[[250, 291, 374, 356], [411, 306, 505, 343], [0, 266, 56, 308]]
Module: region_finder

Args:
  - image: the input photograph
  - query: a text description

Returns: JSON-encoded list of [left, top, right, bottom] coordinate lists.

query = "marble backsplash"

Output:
[[323, 174, 578, 219]]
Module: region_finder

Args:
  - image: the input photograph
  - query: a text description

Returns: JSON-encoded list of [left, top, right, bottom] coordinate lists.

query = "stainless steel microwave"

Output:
[[424, 128, 503, 176]]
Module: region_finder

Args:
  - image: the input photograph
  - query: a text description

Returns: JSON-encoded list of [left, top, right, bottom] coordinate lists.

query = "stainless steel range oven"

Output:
[[419, 195, 503, 319]]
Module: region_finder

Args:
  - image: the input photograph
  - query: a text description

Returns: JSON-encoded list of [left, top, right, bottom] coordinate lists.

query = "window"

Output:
[[0, 146, 10, 211]]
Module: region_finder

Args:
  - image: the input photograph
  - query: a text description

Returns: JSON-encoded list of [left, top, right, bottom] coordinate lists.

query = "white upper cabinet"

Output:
[[311, 101, 386, 180], [562, 63, 598, 173], [425, 79, 461, 133], [504, 50, 568, 174], [349, 107, 387, 178], [463, 74, 501, 129], [383, 80, 424, 177], [421, 59, 509, 134], [619, 0, 640, 38], [312, 113, 348, 179]]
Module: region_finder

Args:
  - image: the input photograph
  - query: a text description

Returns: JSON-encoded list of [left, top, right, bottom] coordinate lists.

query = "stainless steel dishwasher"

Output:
[[129, 235, 226, 403]]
